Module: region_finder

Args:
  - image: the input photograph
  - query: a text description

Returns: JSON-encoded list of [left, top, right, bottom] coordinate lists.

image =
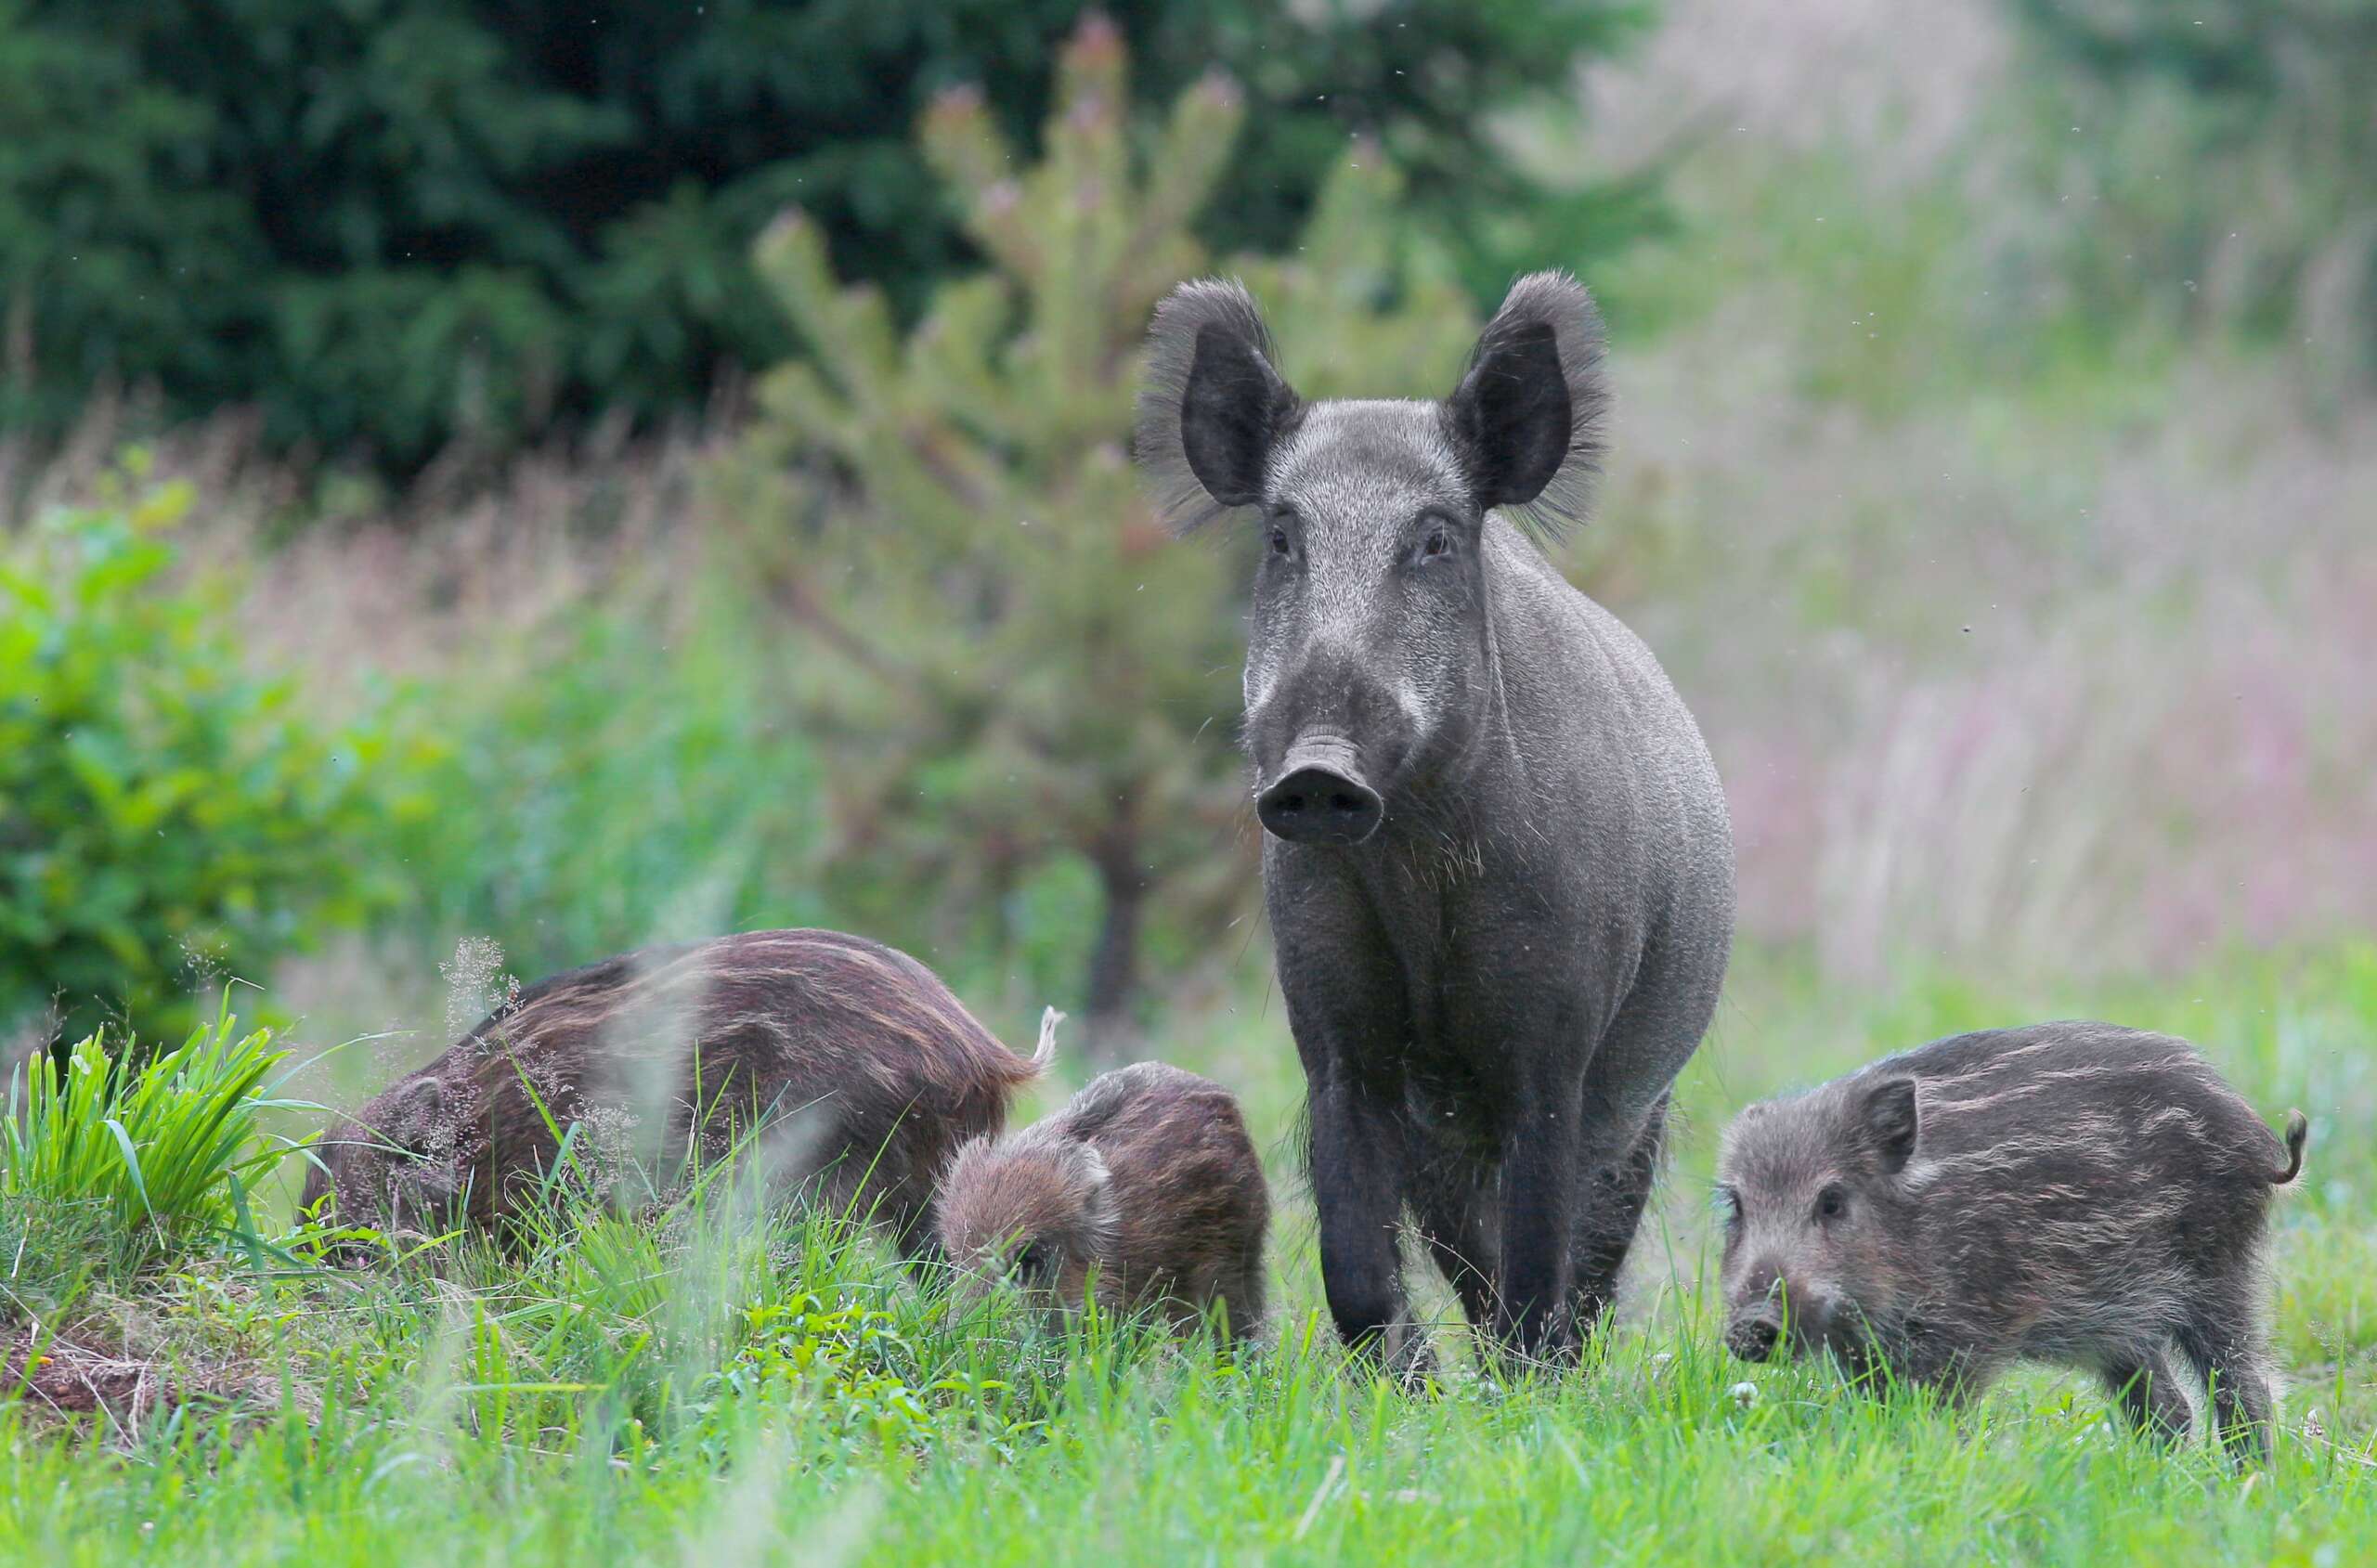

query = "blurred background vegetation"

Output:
[[2, 0, 2371, 1102], [0, 0, 1648, 473]]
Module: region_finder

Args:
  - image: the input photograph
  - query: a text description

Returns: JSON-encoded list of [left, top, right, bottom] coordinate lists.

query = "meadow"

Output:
[[5, 949, 2371, 1565], [6, 0, 2375, 1562]]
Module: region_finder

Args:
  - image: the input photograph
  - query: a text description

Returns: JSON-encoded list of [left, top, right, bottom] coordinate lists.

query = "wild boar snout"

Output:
[[1725, 1308, 1786, 1362], [1723, 1259, 1797, 1361], [1723, 1271, 1835, 1362], [1721, 1247, 1841, 1363], [1243, 635, 1414, 849], [1255, 735, 1383, 846]]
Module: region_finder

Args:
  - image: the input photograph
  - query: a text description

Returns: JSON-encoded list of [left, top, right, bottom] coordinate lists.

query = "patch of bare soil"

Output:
[[5, 1325, 312, 1447]]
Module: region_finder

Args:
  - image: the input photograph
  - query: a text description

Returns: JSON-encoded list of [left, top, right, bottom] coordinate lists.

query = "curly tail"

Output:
[[1030, 1007, 1066, 1073], [2270, 1109, 2308, 1185]]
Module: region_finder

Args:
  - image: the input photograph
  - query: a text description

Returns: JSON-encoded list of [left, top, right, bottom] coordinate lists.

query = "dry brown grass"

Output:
[[5, 1315, 318, 1450]]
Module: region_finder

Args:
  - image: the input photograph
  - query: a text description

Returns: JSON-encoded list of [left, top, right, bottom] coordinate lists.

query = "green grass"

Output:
[[4, 951, 2371, 1565], [3, 1004, 300, 1313]]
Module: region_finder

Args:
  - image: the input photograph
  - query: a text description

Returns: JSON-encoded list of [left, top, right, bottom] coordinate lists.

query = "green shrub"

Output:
[[0, 0, 1653, 473], [1, 1005, 296, 1299], [718, 20, 1487, 1046], [0, 475, 439, 1046]]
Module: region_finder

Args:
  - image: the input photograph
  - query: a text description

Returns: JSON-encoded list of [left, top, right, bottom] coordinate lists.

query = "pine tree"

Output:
[[721, 18, 1484, 1051]]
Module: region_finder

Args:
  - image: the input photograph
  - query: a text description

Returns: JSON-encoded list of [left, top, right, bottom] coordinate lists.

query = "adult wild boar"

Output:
[[1136, 273, 1734, 1367], [302, 929, 1054, 1257], [1717, 1022, 2307, 1462]]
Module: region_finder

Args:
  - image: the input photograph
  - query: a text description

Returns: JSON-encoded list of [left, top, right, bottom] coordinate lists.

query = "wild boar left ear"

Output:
[[1444, 271, 1609, 537], [1860, 1078, 1920, 1175], [1136, 279, 1302, 531]]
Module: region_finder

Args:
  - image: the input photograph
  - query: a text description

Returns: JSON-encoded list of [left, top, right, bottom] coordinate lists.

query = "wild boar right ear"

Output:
[[1860, 1078, 1919, 1175], [1135, 279, 1301, 531]]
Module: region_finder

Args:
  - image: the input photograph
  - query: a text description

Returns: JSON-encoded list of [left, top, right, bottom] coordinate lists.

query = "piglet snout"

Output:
[[1726, 1310, 1786, 1362]]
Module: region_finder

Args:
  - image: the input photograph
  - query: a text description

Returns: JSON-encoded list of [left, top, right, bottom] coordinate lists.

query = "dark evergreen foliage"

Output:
[[0, 0, 1649, 471]]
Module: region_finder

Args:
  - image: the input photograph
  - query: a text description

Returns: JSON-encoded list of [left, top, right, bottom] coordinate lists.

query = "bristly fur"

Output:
[[1444, 270, 1611, 544], [302, 928, 1048, 1260], [1133, 277, 1302, 534], [936, 1060, 1270, 1340], [1716, 1020, 2303, 1464]]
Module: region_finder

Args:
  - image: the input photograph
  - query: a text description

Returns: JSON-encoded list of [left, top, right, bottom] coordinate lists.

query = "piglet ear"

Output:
[[1136, 279, 1301, 530], [1444, 271, 1609, 534], [1076, 1145, 1120, 1235], [379, 1077, 447, 1155], [1860, 1078, 1919, 1175]]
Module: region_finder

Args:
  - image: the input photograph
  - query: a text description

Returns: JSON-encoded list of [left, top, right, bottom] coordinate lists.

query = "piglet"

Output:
[[303, 929, 1054, 1259], [937, 1060, 1269, 1339], [1717, 1021, 2306, 1461]]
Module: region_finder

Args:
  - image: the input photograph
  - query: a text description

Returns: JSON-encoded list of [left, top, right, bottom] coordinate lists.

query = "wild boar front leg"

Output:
[[1307, 1069, 1424, 1372], [1274, 861, 1428, 1375]]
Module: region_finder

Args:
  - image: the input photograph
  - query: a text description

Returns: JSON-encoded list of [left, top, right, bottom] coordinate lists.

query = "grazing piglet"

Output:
[[936, 1061, 1269, 1339], [302, 929, 1054, 1257], [1716, 1022, 2306, 1461]]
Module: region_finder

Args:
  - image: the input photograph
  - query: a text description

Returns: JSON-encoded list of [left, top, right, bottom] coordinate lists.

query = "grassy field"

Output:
[[6, 3, 2372, 1561], [6, 946, 2371, 1566]]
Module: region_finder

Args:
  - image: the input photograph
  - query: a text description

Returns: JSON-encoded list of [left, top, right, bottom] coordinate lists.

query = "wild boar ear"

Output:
[[1076, 1146, 1120, 1235], [377, 1078, 447, 1155], [1136, 279, 1301, 531], [1859, 1078, 1919, 1175], [1444, 271, 1609, 537]]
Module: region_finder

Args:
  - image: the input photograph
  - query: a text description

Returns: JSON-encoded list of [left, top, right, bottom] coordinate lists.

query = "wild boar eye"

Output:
[[1815, 1185, 1848, 1223], [1421, 529, 1450, 560], [1269, 527, 1292, 557]]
